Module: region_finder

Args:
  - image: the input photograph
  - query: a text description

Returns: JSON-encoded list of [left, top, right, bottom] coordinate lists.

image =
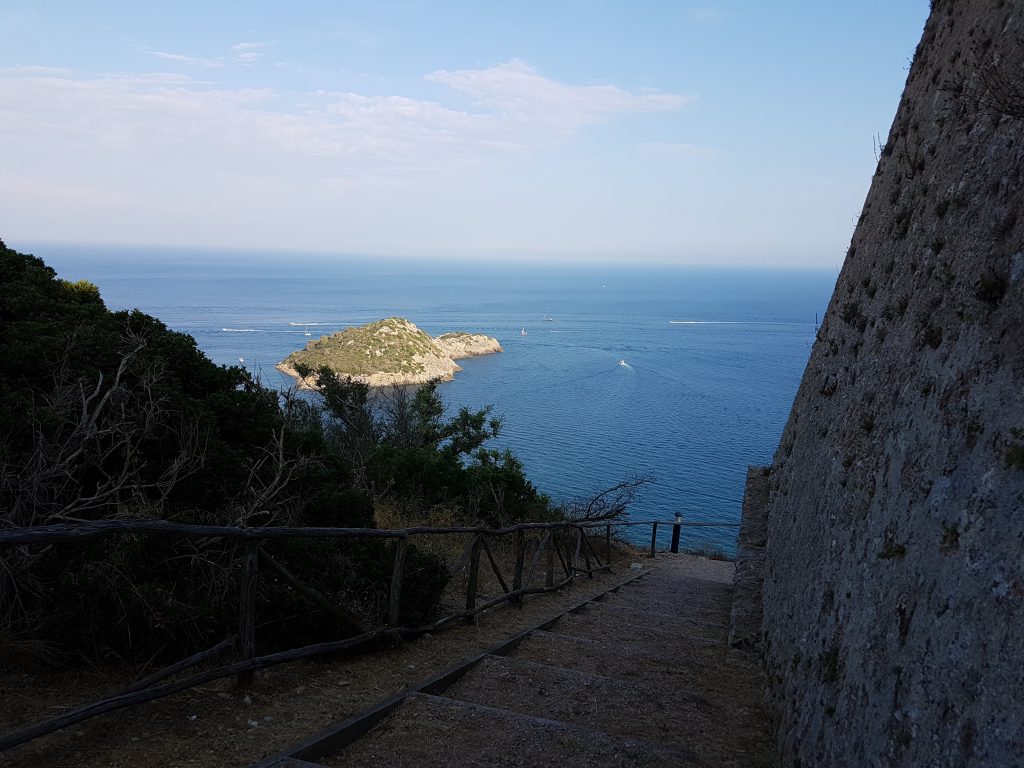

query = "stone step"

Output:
[[321, 693, 700, 768], [511, 629, 761, 687], [579, 599, 731, 641], [595, 598, 732, 631], [445, 654, 774, 766], [603, 578, 733, 602], [605, 582, 734, 611], [615, 591, 732, 607], [442, 654, 721, 747], [550, 609, 730, 659]]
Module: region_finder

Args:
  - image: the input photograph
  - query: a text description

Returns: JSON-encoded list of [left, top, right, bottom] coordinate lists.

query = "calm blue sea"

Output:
[[31, 243, 835, 553]]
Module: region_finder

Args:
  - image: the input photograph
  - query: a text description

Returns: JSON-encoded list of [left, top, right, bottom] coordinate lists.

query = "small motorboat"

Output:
[[618, 359, 627, 366], [521, 328, 527, 336]]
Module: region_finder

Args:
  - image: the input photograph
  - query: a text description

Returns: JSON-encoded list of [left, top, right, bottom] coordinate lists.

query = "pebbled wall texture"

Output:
[[762, 2, 1024, 766]]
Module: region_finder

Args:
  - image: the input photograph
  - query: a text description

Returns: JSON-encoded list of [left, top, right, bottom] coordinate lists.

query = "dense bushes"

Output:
[[0, 240, 555, 664]]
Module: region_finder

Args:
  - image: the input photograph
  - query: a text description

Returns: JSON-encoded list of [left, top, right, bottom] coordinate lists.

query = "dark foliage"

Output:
[[0, 241, 567, 664]]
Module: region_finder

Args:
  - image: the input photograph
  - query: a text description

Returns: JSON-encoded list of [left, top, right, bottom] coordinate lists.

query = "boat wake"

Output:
[[222, 328, 261, 332], [669, 320, 804, 326]]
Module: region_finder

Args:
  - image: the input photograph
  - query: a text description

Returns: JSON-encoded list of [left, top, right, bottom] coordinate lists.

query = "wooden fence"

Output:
[[0, 516, 738, 753]]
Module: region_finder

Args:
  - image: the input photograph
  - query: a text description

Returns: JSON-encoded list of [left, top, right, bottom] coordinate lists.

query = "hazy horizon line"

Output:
[[12, 237, 845, 272]]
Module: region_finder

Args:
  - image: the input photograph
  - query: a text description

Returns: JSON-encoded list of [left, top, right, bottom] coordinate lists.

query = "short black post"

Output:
[[649, 522, 658, 557], [670, 513, 682, 554]]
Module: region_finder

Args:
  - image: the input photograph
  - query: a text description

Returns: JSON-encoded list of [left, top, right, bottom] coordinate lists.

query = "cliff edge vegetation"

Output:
[[277, 317, 502, 388], [0, 244, 540, 664]]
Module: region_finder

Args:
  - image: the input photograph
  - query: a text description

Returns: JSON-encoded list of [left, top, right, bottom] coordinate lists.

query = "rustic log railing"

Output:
[[0, 516, 738, 754]]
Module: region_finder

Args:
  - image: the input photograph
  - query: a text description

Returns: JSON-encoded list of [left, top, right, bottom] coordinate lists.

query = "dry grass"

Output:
[[374, 502, 617, 612]]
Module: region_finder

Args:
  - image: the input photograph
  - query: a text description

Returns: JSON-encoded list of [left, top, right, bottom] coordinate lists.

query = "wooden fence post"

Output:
[[580, 528, 593, 578], [465, 535, 481, 624], [512, 529, 525, 605], [388, 537, 407, 627], [649, 522, 658, 557], [237, 541, 259, 687], [545, 535, 554, 588], [553, 531, 571, 577]]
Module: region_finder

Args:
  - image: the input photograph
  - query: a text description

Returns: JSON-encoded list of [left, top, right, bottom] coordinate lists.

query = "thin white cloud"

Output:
[[147, 50, 224, 67], [426, 59, 688, 138], [231, 41, 273, 65], [0, 61, 690, 177]]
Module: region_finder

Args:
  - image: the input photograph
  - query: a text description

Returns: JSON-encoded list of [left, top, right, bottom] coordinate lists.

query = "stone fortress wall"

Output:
[[753, 2, 1024, 765]]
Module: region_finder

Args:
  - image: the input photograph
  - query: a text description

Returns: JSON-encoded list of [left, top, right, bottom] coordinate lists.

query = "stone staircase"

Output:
[[265, 556, 775, 767]]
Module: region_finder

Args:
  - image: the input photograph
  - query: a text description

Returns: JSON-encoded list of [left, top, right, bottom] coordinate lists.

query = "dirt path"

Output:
[[316, 554, 775, 768]]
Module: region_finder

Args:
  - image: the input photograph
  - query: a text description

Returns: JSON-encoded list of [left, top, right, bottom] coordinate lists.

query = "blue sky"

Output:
[[0, 1, 929, 266]]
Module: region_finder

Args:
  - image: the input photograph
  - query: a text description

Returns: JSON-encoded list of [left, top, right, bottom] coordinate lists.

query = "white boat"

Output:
[[618, 359, 627, 366], [520, 328, 527, 336]]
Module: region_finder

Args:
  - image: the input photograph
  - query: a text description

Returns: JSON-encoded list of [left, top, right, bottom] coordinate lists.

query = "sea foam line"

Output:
[[222, 328, 261, 332]]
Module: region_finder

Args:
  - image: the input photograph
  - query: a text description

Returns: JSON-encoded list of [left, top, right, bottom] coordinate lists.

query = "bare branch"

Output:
[[560, 474, 655, 523]]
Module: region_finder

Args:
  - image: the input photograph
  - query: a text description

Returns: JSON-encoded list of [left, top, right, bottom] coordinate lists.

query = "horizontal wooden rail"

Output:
[[0, 518, 739, 548]]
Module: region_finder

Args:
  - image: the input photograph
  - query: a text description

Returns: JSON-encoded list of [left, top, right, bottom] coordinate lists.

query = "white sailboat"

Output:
[[520, 328, 527, 336]]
